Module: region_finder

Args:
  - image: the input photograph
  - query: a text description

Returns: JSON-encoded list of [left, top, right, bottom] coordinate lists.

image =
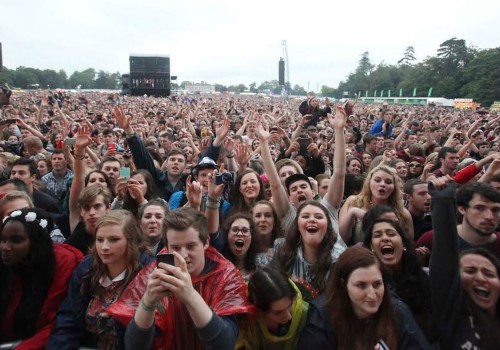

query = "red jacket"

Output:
[[0, 244, 83, 350], [108, 246, 253, 350]]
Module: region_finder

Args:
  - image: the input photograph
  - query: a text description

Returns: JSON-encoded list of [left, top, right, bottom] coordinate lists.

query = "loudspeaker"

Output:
[[279, 59, 285, 85]]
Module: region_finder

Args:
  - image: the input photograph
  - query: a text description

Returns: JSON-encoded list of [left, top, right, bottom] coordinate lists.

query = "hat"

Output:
[[194, 157, 218, 170], [307, 125, 317, 131], [285, 173, 312, 192]]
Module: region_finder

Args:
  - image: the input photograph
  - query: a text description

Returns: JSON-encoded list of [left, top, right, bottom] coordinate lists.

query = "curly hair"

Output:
[[0, 208, 55, 339], [276, 201, 336, 293], [354, 165, 410, 230]]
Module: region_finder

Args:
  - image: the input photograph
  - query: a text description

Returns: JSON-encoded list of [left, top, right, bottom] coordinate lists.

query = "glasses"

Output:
[[230, 226, 250, 235], [408, 163, 422, 168]]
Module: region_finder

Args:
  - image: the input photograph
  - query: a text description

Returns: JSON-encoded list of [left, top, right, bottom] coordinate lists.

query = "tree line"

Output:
[[0, 67, 121, 90], [322, 38, 500, 106], [1, 37, 498, 104]]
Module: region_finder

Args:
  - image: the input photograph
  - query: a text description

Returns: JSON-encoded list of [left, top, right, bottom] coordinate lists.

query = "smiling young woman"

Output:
[[222, 213, 258, 282], [297, 246, 430, 349]]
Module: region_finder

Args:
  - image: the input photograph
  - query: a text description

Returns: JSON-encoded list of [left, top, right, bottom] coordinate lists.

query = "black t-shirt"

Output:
[[65, 221, 93, 255]]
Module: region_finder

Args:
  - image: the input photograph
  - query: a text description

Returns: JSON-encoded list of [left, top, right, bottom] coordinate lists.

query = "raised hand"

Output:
[[113, 106, 132, 133], [74, 122, 92, 150], [255, 116, 270, 142], [235, 142, 252, 167], [185, 175, 202, 209]]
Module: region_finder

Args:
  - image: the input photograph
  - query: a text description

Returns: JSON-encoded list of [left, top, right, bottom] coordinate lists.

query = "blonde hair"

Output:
[[355, 165, 410, 229]]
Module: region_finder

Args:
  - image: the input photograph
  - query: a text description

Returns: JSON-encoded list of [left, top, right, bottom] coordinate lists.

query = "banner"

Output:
[[413, 88, 417, 97], [399, 88, 403, 97], [374, 90, 377, 97], [427, 87, 433, 97], [365, 90, 369, 97], [380, 90, 384, 97], [388, 90, 391, 97]]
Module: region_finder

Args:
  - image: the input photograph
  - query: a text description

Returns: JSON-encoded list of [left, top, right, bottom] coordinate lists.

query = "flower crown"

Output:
[[3, 210, 48, 229]]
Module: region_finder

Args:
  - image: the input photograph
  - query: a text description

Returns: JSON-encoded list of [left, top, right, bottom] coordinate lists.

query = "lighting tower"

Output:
[[281, 40, 290, 97]]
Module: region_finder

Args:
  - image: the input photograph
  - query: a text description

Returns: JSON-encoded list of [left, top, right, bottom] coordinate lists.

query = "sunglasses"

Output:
[[408, 163, 422, 168]]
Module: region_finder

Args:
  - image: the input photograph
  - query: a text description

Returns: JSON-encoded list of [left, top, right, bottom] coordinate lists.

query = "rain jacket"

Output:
[[235, 280, 309, 350], [107, 246, 253, 350]]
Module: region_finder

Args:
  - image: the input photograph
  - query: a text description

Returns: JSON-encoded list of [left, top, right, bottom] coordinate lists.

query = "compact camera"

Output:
[[214, 171, 236, 185]]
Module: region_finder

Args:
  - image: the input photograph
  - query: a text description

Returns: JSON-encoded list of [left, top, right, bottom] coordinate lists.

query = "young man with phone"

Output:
[[108, 208, 252, 349]]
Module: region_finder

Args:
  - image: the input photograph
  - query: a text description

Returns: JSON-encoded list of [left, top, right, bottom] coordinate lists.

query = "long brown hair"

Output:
[[230, 168, 266, 214], [83, 210, 144, 299], [276, 201, 336, 293], [326, 246, 398, 349]]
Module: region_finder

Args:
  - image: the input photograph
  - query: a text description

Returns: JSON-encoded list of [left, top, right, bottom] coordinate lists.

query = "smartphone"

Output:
[[298, 137, 312, 150], [119, 167, 131, 179], [108, 143, 117, 152], [156, 253, 175, 267], [65, 138, 76, 146]]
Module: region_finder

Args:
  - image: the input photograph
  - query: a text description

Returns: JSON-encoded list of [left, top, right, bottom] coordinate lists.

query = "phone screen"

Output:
[[119, 167, 131, 179], [156, 253, 175, 267]]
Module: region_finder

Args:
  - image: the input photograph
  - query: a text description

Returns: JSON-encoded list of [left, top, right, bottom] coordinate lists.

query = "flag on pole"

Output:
[[413, 88, 417, 97], [427, 87, 433, 97], [399, 88, 403, 97]]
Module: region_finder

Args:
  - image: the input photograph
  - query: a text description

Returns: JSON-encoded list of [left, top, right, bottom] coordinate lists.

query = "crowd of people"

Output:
[[0, 89, 499, 349]]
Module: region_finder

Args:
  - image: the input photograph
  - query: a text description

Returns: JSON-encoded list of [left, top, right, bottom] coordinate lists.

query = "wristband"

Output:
[[207, 196, 220, 203], [226, 154, 234, 158], [206, 202, 220, 209], [73, 154, 85, 160], [140, 298, 156, 312]]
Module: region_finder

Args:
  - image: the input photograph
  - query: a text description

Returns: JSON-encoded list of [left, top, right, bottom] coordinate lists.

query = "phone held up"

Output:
[[119, 167, 131, 179], [156, 253, 175, 267]]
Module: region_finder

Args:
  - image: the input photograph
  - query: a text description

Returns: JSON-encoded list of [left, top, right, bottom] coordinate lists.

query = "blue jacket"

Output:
[[370, 119, 394, 138], [46, 252, 154, 350]]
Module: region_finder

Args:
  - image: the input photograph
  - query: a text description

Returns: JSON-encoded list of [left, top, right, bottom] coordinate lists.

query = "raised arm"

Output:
[[428, 177, 462, 347], [256, 117, 290, 219], [324, 106, 347, 210], [69, 122, 92, 233]]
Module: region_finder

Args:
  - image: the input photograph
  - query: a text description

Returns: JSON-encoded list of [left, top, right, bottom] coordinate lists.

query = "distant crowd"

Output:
[[0, 89, 499, 349]]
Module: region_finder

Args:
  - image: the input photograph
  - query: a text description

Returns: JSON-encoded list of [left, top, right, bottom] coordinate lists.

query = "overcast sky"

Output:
[[2, 0, 498, 91]]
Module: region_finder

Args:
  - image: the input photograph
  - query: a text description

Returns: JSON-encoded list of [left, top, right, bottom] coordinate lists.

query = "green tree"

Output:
[[320, 85, 337, 97], [249, 82, 258, 93], [68, 68, 96, 89], [461, 48, 500, 105], [356, 52, 375, 77], [398, 46, 416, 66]]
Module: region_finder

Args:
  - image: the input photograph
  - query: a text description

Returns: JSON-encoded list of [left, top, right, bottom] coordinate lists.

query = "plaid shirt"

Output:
[[42, 170, 73, 200]]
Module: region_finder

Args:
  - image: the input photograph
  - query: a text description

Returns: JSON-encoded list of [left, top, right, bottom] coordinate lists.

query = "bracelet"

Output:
[[140, 298, 156, 312], [73, 154, 85, 160], [206, 203, 220, 210], [226, 154, 234, 158], [207, 196, 220, 203]]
